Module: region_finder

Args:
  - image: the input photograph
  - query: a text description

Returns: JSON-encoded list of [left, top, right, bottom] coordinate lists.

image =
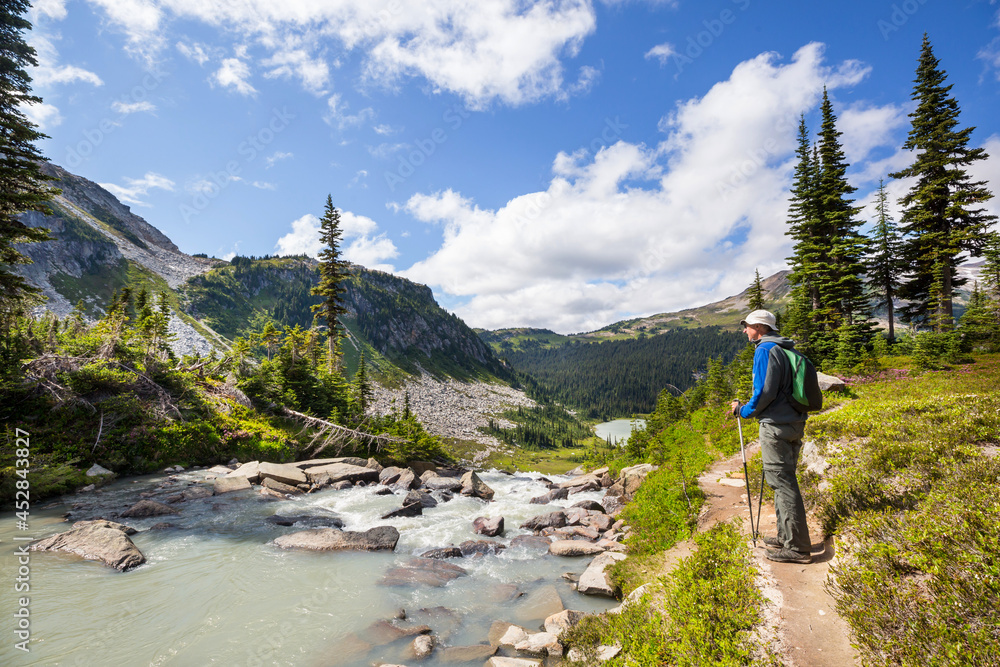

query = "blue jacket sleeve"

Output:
[[740, 342, 773, 419]]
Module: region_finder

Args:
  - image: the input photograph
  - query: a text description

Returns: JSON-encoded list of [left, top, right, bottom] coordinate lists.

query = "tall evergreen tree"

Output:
[[353, 350, 372, 415], [785, 116, 823, 315], [866, 179, 904, 341], [310, 195, 350, 373], [889, 34, 997, 330], [0, 0, 55, 306], [747, 269, 765, 311], [981, 231, 1000, 302]]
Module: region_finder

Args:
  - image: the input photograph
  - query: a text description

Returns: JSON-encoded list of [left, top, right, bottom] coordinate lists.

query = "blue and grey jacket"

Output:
[[738, 333, 806, 424]]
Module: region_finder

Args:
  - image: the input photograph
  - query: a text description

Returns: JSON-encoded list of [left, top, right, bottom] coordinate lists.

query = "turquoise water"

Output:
[[1, 469, 617, 666]]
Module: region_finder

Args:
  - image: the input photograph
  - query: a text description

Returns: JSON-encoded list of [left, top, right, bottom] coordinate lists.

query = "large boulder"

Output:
[[264, 513, 344, 529], [30, 520, 144, 570], [618, 464, 657, 500], [817, 371, 847, 392], [381, 501, 422, 519], [121, 500, 179, 518], [529, 487, 569, 504], [258, 462, 307, 487], [273, 526, 399, 551], [459, 540, 506, 557], [544, 609, 588, 636], [473, 516, 504, 537], [295, 456, 368, 469], [359, 619, 431, 646], [437, 644, 496, 662], [305, 463, 380, 485], [262, 477, 303, 495], [548, 540, 605, 557], [571, 499, 605, 512], [460, 471, 495, 500], [404, 489, 438, 508], [392, 468, 419, 491], [226, 461, 260, 483], [86, 463, 114, 477], [577, 551, 628, 597], [379, 466, 404, 485], [514, 631, 563, 658], [214, 475, 251, 494], [422, 475, 463, 492], [419, 546, 463, 559], [520, 510, 567, 532]]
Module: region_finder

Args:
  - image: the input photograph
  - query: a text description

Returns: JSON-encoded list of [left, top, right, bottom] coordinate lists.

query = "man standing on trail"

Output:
[[729, 309, 813, 565]]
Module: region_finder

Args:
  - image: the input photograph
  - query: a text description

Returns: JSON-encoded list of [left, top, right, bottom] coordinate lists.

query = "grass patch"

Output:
[[565, 522, 782, 666]]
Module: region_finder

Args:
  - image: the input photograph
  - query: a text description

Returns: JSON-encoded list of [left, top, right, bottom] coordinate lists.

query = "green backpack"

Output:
[[781, 348, 823, 413]]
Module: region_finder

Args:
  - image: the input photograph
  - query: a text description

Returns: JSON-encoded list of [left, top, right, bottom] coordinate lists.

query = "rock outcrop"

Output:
[[272, 526, 399, 552], [30, 520, 145, 571]]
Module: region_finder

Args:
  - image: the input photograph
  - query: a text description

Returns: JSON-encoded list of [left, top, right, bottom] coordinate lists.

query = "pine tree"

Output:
[[815, 89, 870, 332], [959, 283, 998, 352], [866, 179, 904, 341], [889, 34, 997, 330], [353, 350, 372, 415], [310, 195, 350, 373], [785, 116, 823, 320], [747, 269, 765, 311], [0, 0, 56, 307], [981, 232, 1000, 302]]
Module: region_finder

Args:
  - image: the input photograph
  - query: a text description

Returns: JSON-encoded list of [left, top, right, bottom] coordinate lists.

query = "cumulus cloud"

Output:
[[21, 101, 63, 130], [274, 210, 398, 270], [88, 0, 599, 106], [837, 101, 908, 166], [100, 172, 175, 207], [265, 151, 293, 168], [212, 57, 257, 96], [400, 43, 884, 332], [325, 93, 375, 129]]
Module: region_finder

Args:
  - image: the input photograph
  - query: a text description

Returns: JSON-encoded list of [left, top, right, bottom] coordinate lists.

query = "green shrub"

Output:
[[63, 362, 137, 394], [618, 462, 705, 557]]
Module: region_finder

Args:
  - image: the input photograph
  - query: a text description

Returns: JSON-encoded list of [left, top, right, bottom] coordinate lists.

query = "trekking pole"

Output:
[[737, 415, 759, 548]]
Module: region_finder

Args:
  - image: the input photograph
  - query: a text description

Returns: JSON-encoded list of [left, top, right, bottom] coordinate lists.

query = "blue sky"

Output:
[[22, 0, 1000, 333]]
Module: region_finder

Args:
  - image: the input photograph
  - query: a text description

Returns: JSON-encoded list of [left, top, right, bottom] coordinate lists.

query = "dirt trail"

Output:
[[694, 442, 858, 667]]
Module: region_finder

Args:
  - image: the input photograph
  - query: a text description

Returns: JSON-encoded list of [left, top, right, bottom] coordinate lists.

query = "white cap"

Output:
[[740, 309, 778, 332]]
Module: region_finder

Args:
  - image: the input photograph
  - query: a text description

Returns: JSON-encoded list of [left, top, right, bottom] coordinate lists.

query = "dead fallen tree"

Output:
[[276, 405, 409, 458]]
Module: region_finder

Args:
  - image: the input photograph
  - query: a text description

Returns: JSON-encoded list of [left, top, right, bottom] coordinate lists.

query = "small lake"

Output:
[[1, 468, 617, 666], [593, 418, 646, 445]]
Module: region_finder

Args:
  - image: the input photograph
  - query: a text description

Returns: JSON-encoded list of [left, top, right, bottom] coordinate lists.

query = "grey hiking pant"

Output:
[[760, 421, 811, 554]]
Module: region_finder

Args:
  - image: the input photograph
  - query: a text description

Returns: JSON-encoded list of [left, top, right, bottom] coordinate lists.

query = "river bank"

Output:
[[5, 458, 657, 665]]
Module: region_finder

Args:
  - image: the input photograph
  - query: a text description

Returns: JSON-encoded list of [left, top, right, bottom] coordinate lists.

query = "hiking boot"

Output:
[[766, 547, 812, 564], [763, 535, 783, 548]]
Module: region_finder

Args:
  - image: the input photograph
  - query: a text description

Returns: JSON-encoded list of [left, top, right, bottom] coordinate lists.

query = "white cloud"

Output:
[[367, 142, 409, 159], [176, 41, 213, 66], [274, 209, 397, 270], [211, 57, 257, 96], [89, 0, 599, 106], [401, 43, 875, 332], [837, 101, 908, 165], [100, 172, 175, 207], [252, 181, 276, 190], [112, 100, 156, 114], [21, 101, 63, 130], [265, 151, 293, 168], [373, 123, 401, 136], [31, 0, 68, 21], [645, 42, 677, 66]]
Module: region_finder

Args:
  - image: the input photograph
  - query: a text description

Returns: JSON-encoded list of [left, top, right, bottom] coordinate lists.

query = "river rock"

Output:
[[520, 510, 566, 532], [601, 494, 626, 517], [514, 631, 562, 657], [410, 461, 437, 476], [618, 464, 657, 500], [262, 477, 303, 495], [256, 462, 306, 486], [405, 489, 438, 508], [295, 456, 368, 469], [595, 539, 627, 553], [420, 546, 463, 559], [409, 633, 435, 659], [86, 463, 114, 477], [437, 644, 496, 663], [214, 475, 251, 494], [509, 535, 551, 550], [529, 487, 569, 504], [207, 465, 233, 475], [570, 499, 604, 512], [379, 466, 403, 485], [273, 526, 399, 551], [265, 513, 344, 529], [331, 481, 352, 490], [552, 525, 601, 541], [578, 551, 627, 597], [227, 461, 260, 483], [360, 619, 431, 646], [31, 520, 144, 571], [422, 475, 463, 492], [121, 500, 179, 518], [544, 609, 588, 635], [459, 539, 506, 557], [564, 507, 590, 525], [569, 480, 601, 495], [486, 658, 543, 667], [549, 540, 605, 557], [608, 583, 651, 615], [460, 471, 495, 500], [495, 624, 529, 648], [305, 462, 379, 485], [584, 513, 614, 532], [381, 557, 468, 587], [393, 468, 419, 491], [382, 501, 423, 519], [366, 457, 383, 472], [473, 516, 504, 537]]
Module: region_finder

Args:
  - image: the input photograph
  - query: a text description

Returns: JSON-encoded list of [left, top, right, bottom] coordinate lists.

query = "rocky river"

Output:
[[4, 459, 657, 666]]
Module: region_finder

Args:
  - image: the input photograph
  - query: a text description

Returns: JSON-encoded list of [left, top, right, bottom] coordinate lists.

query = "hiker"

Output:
[[729, 309, 813, 565]]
